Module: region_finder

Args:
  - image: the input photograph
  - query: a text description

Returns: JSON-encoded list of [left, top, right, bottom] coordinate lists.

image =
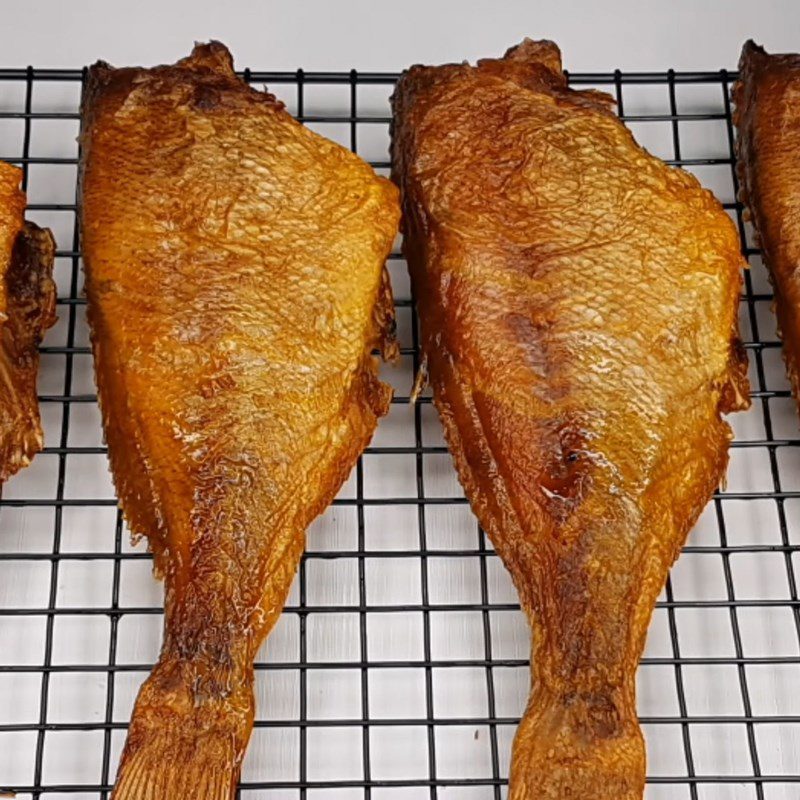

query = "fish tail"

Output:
[[112, 654, 253, 800], [113, 746, 234, 800], [509, 681, 645, 800]]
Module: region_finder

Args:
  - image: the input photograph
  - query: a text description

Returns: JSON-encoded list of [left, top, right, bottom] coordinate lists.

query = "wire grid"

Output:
[[0, 64, 798, 800]]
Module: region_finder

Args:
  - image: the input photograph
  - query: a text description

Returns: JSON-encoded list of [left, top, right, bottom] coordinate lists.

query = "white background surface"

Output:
[[2, 2, 800, 798], [0, 0, 799, 72]]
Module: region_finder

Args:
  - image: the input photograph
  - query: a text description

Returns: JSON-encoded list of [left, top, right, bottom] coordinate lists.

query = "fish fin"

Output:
[[113, 741, 235, 800], [374, 263, 399, 362], [410, 355, 429, 404]]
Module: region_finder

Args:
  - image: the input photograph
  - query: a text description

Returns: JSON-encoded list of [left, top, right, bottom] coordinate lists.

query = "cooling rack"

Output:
[[0, 64, 798, 800]]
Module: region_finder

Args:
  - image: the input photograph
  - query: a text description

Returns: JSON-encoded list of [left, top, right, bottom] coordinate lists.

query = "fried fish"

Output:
[[392, 39, 749, 799], [80, 42, 399, 799], [734, 40, 800, 408], [0, 162, 56, 483]]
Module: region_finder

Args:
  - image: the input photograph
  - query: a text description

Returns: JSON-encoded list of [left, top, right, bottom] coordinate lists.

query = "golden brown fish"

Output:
[[0, 161, 56, 483], [734, 41, 800, 406], [392, 39, 749, 799], [80, 42, 399, 799]]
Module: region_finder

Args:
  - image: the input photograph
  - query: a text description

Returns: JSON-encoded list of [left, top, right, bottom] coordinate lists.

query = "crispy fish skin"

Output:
[[392, 39, 749, 800], [0, 161, 56, 483], [733, 41, 800, 405], [80, 42, 399, 799]]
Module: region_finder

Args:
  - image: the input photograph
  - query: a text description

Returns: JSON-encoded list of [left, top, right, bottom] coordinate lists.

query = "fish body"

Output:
[[734, 40, 800, 406], [80, 42, 399, 799], [391, 39, 749, 799], [0, 161, 56, 483]]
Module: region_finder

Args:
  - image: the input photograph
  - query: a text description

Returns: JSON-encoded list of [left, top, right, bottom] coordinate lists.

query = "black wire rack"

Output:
[[0, 64, 798, 800]]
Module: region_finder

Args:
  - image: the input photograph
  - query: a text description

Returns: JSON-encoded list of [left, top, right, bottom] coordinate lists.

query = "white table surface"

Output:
[[3, 0, 800, 72]]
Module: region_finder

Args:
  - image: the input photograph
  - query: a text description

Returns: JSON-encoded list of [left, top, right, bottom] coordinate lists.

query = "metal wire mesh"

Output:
[[0, 64, 798, 800]]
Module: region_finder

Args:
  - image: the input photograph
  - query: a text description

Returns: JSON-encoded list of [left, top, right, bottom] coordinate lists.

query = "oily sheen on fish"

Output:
[[0, 161, 56, 483], [392, 39, 749, 800], [80, 42, 399, 799], [734, 40, 800, 409]]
